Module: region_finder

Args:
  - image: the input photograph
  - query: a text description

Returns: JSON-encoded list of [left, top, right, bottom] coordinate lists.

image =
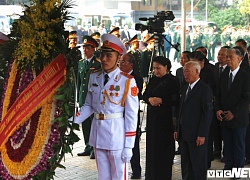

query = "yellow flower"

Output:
[[2, 92, 56, 178]]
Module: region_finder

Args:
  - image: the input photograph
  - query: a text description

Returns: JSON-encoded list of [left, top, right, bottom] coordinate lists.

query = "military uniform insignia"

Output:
[[91, 69, 102, 74], [115, 85, 120, 96], [120, 71, 134, 79], [84, 39, 87, 43], [115, 85, 120, 91], [115, 75, 119, 82], [109, 85, 115, 96], [96, 57, 101, 62], [103, 40, 110, 46], [109, 85, 115, 91], [131, 86, 138, 96]]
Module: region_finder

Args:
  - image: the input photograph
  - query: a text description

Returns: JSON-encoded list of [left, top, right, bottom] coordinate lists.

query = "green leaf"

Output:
[[54, 94, 66, 100]]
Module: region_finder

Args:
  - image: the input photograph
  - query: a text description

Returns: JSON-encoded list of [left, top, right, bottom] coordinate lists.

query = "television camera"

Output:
[[135, 10, 180, 57], [135, 11, 175, 34]]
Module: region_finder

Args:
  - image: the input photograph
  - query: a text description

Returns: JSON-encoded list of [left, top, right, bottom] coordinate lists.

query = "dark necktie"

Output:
[[228, 72, 233, 90], [104, 74, 109, 86], [219, 66, 223, 76], [184, 86, 191, 101]]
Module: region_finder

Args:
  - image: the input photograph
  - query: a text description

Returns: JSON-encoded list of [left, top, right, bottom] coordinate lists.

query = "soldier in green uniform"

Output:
[[141, 35, 155, 81], [207, 27, 217, 61], [230, 27, 238, 46], [173, 25, 181, 62], [220, 25, 232, 47], [202, 26, 209, 49], [109, 27, 121, 39], [77, 36, 101, 159], [91, 32, 101, 59], [67, 31, 82, 76], [127, 34, 143, 77], [185, 28, 191, 51], [190, 26, 203, 52]]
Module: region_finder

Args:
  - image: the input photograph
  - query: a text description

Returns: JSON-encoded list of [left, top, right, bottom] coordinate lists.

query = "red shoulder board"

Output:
[[120, 71, 134, 79]]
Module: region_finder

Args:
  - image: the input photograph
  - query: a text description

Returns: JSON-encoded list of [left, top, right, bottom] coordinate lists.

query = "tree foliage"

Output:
[[209, 6, 246, 32]]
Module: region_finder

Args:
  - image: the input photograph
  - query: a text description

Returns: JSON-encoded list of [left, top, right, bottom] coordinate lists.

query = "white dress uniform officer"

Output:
[[73, 34, 139, 180]]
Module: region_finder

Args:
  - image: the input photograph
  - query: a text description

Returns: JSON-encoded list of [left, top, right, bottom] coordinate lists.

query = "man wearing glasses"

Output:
[[119, 53, 143, 179]]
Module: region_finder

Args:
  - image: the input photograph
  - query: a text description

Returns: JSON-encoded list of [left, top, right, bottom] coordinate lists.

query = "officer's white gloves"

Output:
[[121, 147, 133, 163]]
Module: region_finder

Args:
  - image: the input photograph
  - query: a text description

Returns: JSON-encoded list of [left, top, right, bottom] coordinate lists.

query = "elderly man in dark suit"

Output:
[[212, 46, 229, 161], [119, 53, 143, 179], [215, 47, 250, 171], [174, 61, 213, 180]]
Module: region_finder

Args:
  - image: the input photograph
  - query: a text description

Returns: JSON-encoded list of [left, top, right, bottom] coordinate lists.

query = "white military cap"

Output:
[[101, 34, 126, 54]]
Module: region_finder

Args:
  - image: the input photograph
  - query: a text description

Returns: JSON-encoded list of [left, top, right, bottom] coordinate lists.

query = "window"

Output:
[[142, 0, 152, 6]]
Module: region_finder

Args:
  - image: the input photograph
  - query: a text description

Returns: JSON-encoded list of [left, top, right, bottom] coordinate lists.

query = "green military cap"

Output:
[[128, 34, 139, 44], [82, 35, 98, 48], [109, 27, 120, 36], [69, 31, 77, 39], [91, 32, 101, 40], [145, 34, 155, 43]]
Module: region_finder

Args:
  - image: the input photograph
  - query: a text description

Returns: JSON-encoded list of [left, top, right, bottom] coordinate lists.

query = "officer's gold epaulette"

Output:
[[79, 58, 84, 62], [127, 49, 134, 54], [95, 57, 101, 63], [142, 48, 148, 52], [91, 68, 102, 73], [120, 71, 134, 79]]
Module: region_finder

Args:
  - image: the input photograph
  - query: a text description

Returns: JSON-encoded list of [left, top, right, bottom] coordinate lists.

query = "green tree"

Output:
[[209, 6, 246, 32]]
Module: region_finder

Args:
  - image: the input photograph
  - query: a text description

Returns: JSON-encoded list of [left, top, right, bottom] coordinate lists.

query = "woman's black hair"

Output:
[[153, 56, 172, 71]]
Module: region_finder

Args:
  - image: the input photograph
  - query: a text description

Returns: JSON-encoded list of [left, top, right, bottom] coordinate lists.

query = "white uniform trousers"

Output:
[[94, 148, 128, 180]]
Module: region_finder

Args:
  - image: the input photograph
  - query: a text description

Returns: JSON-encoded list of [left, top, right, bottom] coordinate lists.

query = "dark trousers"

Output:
[[131, 112, 141, 176], [130, 127, 141, 176], [213, 116, 223, 154], [222, 126, 247, 169], [245, 117, 250, 160], [180, 139, 208, 180], [81, 114, 93, 150], [207, 125, 213, 165]]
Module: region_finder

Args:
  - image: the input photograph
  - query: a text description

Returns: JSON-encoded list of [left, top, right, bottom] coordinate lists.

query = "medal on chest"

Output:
[[100, 84, 122, 107]]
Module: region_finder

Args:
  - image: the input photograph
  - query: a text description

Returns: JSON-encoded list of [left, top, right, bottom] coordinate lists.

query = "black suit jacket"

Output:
[[213, 63, 229, 92], [240, 55, 249, 70], [241, 53, 249, 66], [215, 67, 250, 128], [176, 67, 187, 92], [120, 30, 131, 41], [177, 80, 213, 142]]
